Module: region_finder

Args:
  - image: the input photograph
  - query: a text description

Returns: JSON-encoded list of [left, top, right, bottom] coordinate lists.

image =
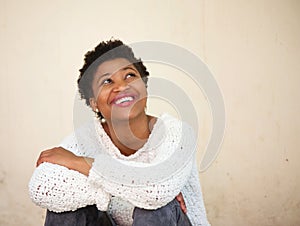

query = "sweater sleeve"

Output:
[[28, 133, 110, 212], [89, 159, 193, 210], [181, 160, 210, 226], [28, 162, 110, 212]]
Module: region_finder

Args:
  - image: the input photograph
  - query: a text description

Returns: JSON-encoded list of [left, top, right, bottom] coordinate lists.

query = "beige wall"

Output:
[[0, 0, 299, 225]]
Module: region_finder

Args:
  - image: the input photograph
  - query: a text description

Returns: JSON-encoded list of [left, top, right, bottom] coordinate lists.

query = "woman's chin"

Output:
[[108, 110, 145, 124]]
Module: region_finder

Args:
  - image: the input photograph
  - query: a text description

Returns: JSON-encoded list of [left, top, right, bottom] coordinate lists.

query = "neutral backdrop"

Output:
[[0, 0, 299, 225]]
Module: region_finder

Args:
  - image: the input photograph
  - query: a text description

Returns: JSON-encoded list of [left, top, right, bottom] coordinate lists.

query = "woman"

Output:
[[29, 39, 210, 226]]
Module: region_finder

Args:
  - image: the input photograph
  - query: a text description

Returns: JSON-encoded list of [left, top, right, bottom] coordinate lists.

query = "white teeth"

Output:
[[115, 96, 134, 104]]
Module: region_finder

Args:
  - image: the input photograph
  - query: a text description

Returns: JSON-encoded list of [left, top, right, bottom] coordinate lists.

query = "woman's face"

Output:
[[90, 58, 147, 122]]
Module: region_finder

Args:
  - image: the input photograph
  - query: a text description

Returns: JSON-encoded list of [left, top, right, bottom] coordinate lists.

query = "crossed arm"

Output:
[[33, 146, 187, 213]]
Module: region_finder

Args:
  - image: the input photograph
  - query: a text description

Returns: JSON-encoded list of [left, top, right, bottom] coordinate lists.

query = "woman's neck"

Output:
[[103, 113, 154, 156]]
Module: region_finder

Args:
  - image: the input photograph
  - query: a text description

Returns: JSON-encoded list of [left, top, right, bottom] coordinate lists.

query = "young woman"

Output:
[[29, 39, 210, 226]]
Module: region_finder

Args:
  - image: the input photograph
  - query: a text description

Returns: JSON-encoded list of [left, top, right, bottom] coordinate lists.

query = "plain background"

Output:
[[0, 0, 299, 225]]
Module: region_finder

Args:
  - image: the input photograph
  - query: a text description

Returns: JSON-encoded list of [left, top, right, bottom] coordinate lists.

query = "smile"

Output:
[[115, 96, 134, 104], [112, 95, 136, 107]]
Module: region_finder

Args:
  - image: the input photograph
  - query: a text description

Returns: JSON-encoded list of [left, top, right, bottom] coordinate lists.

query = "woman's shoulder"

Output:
[[154, 113, 195, 135], [59, 120, 99, 157], [146, 113, 196, 159]]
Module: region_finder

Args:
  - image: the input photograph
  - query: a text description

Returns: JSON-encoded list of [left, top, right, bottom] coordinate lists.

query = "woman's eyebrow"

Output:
[[99, 65, 136, 77], [96, 73, 110, 83], [121, 66, 137, 72], [96, 65, 137, 83]]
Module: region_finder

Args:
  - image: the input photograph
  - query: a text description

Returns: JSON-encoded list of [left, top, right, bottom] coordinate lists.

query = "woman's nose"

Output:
[[112, 79, 129, 92]]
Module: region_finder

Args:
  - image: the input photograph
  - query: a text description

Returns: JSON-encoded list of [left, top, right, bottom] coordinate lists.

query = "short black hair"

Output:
[[77, 39, 149, 118]]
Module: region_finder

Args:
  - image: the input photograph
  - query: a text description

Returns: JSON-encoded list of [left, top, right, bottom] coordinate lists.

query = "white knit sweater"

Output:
[[29, 114, 210, 226]]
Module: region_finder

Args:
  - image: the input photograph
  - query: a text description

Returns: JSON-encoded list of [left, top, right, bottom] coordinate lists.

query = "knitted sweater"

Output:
[[29, 114, 210, 226]]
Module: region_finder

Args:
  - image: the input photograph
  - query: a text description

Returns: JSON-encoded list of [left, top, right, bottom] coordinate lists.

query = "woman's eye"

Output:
[[102, 78, 112, 85], [125, 73, 136, 79]]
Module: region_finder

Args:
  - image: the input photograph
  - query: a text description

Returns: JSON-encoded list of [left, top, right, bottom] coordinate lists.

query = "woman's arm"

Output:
[[33, 147, 188, 212], [29, 162, 109, 212], [181, 160, 210, 226], [28, 134, 110, 212], [88, 156, 193, 210], [36, 147, 93, 176]]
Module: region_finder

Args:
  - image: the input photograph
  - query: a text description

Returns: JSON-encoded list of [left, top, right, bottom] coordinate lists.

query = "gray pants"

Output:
[[44, 199, 192, 226]]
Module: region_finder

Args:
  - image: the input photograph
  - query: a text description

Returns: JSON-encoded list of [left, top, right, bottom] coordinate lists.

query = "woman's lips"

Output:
[[111, 94, 137, 107]]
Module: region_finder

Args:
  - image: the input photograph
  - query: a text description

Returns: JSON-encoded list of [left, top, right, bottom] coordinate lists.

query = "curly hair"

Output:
[[77, 39, 149, 119]]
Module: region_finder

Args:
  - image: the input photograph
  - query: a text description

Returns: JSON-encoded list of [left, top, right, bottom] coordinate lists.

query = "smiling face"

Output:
[[89, 58, 148, 122]]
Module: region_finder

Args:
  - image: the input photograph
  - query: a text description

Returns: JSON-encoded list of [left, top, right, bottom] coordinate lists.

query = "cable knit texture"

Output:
[[29, 114, 210, 226]]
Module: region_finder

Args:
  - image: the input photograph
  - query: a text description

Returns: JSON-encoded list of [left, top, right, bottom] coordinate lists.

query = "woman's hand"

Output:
[[36, 147, 93, 176], [36, 147, 77, 168], [176, 192, 187, 214]]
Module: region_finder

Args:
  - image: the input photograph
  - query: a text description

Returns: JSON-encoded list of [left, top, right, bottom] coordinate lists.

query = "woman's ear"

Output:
[[89, 98, 97, 112]]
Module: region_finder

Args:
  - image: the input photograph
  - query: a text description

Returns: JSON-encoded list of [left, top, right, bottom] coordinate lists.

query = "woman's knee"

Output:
[[44, 205, 115, 226], [132, 199, 192, 226]]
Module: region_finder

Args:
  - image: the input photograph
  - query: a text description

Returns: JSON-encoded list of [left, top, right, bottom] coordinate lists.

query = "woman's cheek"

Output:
[[132, 80, 147, 96]]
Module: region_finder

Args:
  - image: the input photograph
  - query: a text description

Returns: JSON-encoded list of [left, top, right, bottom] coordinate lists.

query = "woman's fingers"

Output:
[[36, 148, 54, 166], [36, 150, 49, 166], [176, 192, 187, 214], [36, 147, 75, 168], [35, 147, 92, 176]]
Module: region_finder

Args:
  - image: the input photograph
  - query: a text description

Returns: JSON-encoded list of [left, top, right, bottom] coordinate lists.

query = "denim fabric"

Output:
[[44, 199, 191, 226], [44, 205, 116, 226], [132, 199, 192, 226]]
